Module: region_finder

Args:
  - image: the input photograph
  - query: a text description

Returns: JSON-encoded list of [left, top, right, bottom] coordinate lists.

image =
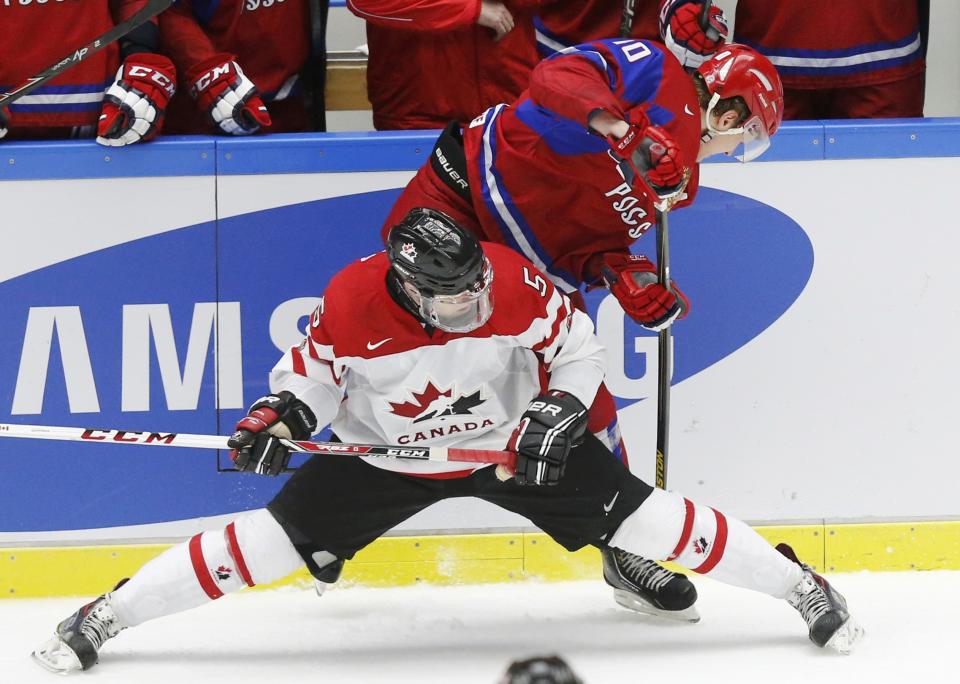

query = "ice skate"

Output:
[[602, 547, 700, 622], [312, 557, 345, 597], [777, 543, 864, 654], [32, 591, 126, 674]]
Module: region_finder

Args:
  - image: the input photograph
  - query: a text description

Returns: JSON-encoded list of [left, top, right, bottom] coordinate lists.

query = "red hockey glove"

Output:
[[187, 54, 271, 135], [96, 53, 176, 146], [609, 124, 687, 202], [507, 391, 587, 486], [659, 0, 729, 68], [600, 253, 689, 331], [227, 391, 317, 476]]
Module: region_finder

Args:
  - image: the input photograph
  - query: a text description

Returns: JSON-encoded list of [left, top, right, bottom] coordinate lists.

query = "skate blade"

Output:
[[31, 635, 83, 675], [824, 616, 865, 655], [612, 588, 701, 623]]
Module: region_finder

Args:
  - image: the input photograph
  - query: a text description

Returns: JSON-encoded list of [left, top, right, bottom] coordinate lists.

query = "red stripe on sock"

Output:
[[189, 534, 224, 600], [693, 509, 729, 574], [225, 522, 255, 587], [666, 498, 695, 561]]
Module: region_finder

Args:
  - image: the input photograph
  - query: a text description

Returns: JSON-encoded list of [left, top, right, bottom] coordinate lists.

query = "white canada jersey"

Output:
[[270, 242, 607, 476]]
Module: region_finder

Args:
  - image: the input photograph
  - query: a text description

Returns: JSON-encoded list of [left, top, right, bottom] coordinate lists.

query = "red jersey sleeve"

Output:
[[158, 1, 221, 71]]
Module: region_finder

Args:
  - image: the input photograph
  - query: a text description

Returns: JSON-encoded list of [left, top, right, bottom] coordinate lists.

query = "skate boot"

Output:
[[32, 589, 126, 673], [312, 557, 345, 597], [602, 547, 700, 622], [777, 543, 864, 654]]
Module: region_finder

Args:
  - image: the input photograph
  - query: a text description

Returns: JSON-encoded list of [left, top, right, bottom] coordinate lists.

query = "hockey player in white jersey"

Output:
[[33, 209, 862, 674]]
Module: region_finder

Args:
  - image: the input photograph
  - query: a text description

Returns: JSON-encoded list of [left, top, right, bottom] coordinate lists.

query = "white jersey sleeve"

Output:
[[268, 301, 344, 435], [528, 286, 606, 408], [543, 304, 606, 407]]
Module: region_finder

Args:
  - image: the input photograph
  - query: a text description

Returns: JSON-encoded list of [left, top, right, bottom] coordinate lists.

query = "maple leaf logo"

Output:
[[389, 382, 452, 419]]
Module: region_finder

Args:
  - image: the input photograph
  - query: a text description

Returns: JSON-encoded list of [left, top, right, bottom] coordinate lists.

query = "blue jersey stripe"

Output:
[[10, 102, 102, 113], [533, 16, 571, 58], [739, 32, 921, 61], [514, 99, 608, 157], [0, 80, 111, 95], [772, 52, 924, 78]]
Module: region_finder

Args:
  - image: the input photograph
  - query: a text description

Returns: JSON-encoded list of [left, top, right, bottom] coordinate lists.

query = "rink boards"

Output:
[[1, 120, 959, 594]]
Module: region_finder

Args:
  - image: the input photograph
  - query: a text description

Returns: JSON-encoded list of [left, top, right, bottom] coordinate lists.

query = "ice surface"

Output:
[[1, 571, 955, 683]]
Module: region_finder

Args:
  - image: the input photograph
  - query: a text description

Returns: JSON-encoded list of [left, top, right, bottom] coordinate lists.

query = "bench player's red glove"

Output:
[[187, 54, 271, 135], [659, 0, 729, 68], [601, 253, 689, 331], [97, 53, 176, 146]]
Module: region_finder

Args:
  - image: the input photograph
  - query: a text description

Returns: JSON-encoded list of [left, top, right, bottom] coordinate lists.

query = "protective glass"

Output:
[[418, 259, 494, 333]]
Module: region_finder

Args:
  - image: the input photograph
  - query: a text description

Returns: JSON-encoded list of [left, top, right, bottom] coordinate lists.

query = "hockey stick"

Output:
[[0, 0, 174, 110], [0, 422, 515, 468], [619, 0, 636, 38], [700, 0, 722, 43], [654, 207, 671, 489]]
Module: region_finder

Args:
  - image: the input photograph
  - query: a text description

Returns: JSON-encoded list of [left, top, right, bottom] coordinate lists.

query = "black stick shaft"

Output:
[[655, 208, 671, 489], [620, 0, 636, 38]]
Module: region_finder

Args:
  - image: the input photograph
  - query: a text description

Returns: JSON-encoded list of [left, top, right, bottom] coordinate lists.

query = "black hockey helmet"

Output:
[[386, 208, 493, 332]]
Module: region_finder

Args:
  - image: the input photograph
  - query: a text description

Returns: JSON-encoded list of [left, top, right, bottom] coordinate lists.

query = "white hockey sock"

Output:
[[108, 509, 304, 627], [609, 489, 803, 599]]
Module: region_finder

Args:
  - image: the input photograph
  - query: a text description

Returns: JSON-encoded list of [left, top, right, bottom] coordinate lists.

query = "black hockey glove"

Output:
[[227, 391, 317, 476], [508, 391, 588, 486]]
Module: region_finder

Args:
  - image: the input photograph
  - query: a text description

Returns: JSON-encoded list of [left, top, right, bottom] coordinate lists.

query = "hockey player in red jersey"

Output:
[[733, 0, 925, 119], [0, 1, 175, 146], [158, 0, 325, 135], [32, 210, 862, 674], [347, 0, 549, 130], [379, 38, 784, 619]]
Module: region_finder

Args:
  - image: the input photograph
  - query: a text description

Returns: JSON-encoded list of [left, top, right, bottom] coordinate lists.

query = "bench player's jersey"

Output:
[[269, 242, 606, 476], [0, 0, 147, 129], [534, 0, 661, 58], [734, 0, 924, 90]]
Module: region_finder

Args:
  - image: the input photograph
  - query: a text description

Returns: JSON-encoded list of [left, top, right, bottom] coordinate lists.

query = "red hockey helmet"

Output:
[[697, 44, 784, 161]]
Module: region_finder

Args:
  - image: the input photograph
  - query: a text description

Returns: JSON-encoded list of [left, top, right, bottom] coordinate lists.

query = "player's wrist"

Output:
[[588, 109, 629, 138]]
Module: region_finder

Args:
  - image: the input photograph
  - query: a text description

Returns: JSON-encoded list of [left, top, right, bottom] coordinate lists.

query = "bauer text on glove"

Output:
[[508, 391, 588, 486]]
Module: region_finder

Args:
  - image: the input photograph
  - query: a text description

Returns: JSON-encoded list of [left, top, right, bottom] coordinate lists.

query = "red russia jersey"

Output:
[[0, 0, 145, 129], [460, 39, 700, 293], [160, 0, 310, 132], [269, 243, 606, 476], [734, 0, 924, 89], [535, 0, 661, 58], [348, 0, 549, 130]]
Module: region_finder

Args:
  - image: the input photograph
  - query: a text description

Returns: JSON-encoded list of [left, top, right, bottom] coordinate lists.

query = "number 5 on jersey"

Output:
[[522, 267, 548, 297]]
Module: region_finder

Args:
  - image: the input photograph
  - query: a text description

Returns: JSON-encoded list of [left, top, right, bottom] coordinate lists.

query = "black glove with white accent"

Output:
[[227, 391, 317, 476], [508, 391, 588, 486]]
